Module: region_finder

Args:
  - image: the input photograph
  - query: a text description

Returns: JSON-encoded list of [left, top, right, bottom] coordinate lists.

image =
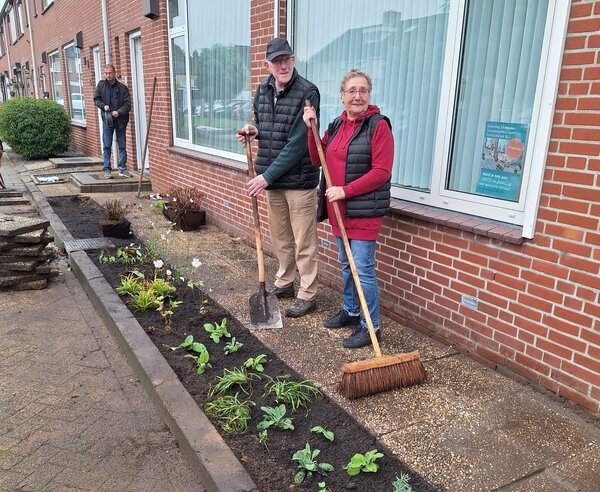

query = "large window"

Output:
[[292, 0, 569, 236], [48, 51, 63, 106], [63, 43, 85, 122], [167, 0, 251, 159]]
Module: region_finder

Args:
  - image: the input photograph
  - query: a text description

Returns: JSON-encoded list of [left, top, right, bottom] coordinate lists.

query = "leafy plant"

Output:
[[116, 273, 143, 296], [291, 443, 333, 484], [204, 318, 231, 343], [157, 298, 183, 330], [148, 276, 177, 297], [208, 366, 260, 397], [318, 482, 331, 492], [311, 426, 334, 442], [130, 288, 161, 311], [224, 337, 243, 355], [184, 345, 211, 374], [99, 245, 145, 266], [243, 354, 267, 372], [204, 394, 253, 434], [164, 334, 194, 352], [263, 376, 321, 413], [344, 449, 384, 476], [257, 404, 294, 431], [258, 430, 269, 449], [392, 472, 413, 492], [105, 199, 127, 222]]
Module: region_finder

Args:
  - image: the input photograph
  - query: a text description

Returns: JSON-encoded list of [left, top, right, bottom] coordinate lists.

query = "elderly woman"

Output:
[[303, 69, 394, 349]]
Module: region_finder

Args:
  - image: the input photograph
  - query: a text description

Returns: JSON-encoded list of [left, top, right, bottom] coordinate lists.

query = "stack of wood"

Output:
[[0, 216, 58, 290]]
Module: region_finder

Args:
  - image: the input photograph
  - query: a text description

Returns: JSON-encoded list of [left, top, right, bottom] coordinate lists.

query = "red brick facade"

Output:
[[1, 0, 598, 413]]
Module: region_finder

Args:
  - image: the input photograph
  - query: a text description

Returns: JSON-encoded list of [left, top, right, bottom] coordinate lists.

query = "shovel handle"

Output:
[[305, 100, 382, 357], [245, 135, 266, 284]]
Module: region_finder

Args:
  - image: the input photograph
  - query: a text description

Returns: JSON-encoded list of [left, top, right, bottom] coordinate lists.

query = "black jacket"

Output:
[[93, 79, 131, 129]]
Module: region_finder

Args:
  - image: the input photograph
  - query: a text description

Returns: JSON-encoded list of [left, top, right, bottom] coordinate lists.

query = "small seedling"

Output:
[[204, 318, 231, 343], [184, 345, 211, 375], [257, 404, 294, 431], [224, 337, 243, 355], [263, 376, 321, 413], [131, 288, 161, 311], [258, 430, 269, 449], [116, 273, 143, 296], [100, 245, 145, 265], [392, 472, 413, 492], [243, 354, 267, 372], [310, 426, 334, 442], [163, 334, 194, 352], [148, 276, 177, 297], [317, 482, 331, 492], [204, 394, 254, 434], [208, 366, 260, 397], [291, 443, 333, 484], [344, 449, 384, 476]]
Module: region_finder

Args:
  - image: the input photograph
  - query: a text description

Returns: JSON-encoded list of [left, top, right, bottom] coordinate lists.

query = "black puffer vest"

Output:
[[318, 114, 392, 220], [254, 71, 320, 189]]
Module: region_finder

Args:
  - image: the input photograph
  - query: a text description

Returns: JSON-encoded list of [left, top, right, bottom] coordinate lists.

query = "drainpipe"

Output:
[[101, 0, 110, 64], [2, 17, 10, 77], [24, 0, 39, 98], [274, 0, 279, 38]]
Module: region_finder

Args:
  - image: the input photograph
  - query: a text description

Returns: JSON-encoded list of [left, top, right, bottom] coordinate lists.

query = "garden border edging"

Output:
[[30, 187, 258, 492]]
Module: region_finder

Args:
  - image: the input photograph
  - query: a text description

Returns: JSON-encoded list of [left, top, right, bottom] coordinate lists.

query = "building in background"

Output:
[[0, 0, 598, 413]]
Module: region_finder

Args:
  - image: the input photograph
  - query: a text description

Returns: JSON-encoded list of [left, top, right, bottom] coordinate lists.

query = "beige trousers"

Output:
[[267, 188, 318, 301]]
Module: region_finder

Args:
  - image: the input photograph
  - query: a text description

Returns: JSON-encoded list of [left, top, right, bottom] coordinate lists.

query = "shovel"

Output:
[[244, 135, 283, 329]]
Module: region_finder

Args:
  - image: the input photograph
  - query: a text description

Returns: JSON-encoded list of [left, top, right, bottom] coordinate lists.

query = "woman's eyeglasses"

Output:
[[343, 89, 370, 97]]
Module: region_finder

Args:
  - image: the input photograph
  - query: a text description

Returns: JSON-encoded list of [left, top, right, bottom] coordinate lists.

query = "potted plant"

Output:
[[100, 199, 131, 239], [162, 186, 206, 231]]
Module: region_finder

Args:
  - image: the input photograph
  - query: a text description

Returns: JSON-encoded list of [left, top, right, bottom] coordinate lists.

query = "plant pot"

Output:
[[100, 219, 131, 239], [163, 206, 206, 231]]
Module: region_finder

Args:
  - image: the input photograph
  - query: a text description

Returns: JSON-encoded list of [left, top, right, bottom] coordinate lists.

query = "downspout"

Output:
[[2, 17, 10, 76], [274, 0, 280, 38], [24, 0, 38, 97], [101, 0, 110, 64]]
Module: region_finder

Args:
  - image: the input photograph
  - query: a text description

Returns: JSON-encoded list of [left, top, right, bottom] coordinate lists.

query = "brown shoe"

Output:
[[284, 298, 317, 318]]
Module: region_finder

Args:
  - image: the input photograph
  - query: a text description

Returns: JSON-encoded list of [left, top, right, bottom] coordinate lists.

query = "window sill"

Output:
[[71, 119, 87, 128], [389, 199, 525, 244], [168, 146, 247, 173], [41, 2, 55, 14]]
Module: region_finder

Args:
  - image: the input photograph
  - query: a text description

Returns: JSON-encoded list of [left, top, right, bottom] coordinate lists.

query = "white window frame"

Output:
[[48, 50, 62, 106], [62, 42, 86, 123], [167, 0, 248, 162], [290, 0, 570, 238], [8, 6, 17, 43], [42, 0, 55, 9]]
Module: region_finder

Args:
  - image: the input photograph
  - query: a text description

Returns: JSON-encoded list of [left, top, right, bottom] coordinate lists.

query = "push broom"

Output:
[[306, 101, 426, 399]]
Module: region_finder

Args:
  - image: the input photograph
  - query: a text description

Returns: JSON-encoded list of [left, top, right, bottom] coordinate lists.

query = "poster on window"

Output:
[[476, 121, 528, 201]]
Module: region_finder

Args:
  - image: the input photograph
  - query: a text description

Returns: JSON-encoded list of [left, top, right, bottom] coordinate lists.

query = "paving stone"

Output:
[[0, 216, 49, 237]]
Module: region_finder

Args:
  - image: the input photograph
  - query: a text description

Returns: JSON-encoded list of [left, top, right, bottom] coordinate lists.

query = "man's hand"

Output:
[[236, 125, 258, 145], [247, 175, 268, 197], [111, 111, 119, 118], [325, 186, 345, 203], [104, 105, 110, 111]]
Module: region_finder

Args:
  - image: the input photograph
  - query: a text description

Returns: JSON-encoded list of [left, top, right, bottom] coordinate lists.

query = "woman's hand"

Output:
[[325, 186, 345, 202], [236, 125, 258, 145], [303, 106, 318, 128]]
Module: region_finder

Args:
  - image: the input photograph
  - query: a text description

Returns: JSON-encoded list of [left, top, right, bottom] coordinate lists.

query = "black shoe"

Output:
[[268, 283, 295, 299], [284, 298, 317, 318], [323, 309, 361, 329], [342, 327, 382, 349]]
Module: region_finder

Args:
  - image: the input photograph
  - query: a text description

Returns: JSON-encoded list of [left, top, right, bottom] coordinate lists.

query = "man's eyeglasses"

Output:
[[343, 89, 370, 97], [271, 56, 295, 66]]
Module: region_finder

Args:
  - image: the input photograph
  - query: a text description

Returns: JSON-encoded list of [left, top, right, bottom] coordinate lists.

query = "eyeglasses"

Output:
[[343, 89, 370, 97], [271, 56, 294, 67]]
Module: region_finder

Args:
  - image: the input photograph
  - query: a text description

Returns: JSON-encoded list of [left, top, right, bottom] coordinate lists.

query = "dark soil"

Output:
[[49, 195, 438, 492]]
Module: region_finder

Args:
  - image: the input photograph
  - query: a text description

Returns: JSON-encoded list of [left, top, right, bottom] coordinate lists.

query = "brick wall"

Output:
[[1, 0, 597, 413]]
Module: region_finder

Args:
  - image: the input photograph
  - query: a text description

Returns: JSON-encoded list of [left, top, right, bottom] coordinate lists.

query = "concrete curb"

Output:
[[30, 186, 258, 492]]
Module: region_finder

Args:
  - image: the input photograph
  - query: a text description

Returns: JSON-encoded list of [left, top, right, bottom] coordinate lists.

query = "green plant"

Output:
[[116, 273, 143, 296], [392, 472, 413, 492], [0, 97, 71, 159], [157, 298, 183, 330], [310, 426, 334, 442], [344, 449, 384, 476], [204, 394, 253, 434], [105, 199, 127, 222], [243, 354, 267, 372], [257, 404, 294, 431], [99, 245, 145, 266], [164, 334, 194, 352], [291, 443, 333, 485], [130, 288, 161, 311], [184, 345, 211, 374], [148, 276, 177, 297], [263, 376, 321, 413], [258, 429, 269, 449], [317, 482, 331, 492], [224, 337, 243, 355], [208, 366, 260, 397], [204, 318, 231, 343]]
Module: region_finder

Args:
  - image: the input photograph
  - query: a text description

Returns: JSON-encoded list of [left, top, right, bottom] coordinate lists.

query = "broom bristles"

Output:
[[338, 352, 426, 399]]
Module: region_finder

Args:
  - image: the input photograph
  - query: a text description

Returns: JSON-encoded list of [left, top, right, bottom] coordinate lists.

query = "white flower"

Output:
[[153, 259, 164, 269], [209, 288, 213, 292], [180, 276, 185, 282], [166, 270, 172, 276], [192, 258, 202, 268], [160, 234, 166, 241]]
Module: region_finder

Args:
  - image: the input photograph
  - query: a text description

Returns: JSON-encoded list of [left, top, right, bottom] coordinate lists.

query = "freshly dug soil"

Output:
[[48, 195, 437, 492]]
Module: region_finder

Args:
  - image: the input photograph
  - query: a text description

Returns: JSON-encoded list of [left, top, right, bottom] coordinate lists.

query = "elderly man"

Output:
[[237, 38, 320, 318]]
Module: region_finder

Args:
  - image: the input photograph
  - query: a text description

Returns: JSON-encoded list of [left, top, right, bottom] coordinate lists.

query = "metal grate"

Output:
[[63, 237, 115, 253]]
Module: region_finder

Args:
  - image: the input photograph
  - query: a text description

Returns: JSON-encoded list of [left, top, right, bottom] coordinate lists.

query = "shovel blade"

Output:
[[249, 286, 283, 329]]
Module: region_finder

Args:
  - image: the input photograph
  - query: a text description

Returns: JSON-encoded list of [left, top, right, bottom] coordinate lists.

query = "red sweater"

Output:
[[308, 105, 394, 240]]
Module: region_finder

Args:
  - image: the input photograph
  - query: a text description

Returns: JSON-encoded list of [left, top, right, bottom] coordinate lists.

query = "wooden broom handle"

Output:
[[245, 135, 266, 284], [306, 101, 382, 357]]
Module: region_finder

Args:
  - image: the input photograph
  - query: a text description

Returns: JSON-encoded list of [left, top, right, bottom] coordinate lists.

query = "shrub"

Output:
[[0, 97, 71, 159], [105, 199, 127, 222], [164, 186, 205, 212]]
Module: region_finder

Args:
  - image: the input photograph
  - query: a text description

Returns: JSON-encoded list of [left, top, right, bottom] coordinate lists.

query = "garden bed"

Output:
[[48, 194, 436, 492]]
